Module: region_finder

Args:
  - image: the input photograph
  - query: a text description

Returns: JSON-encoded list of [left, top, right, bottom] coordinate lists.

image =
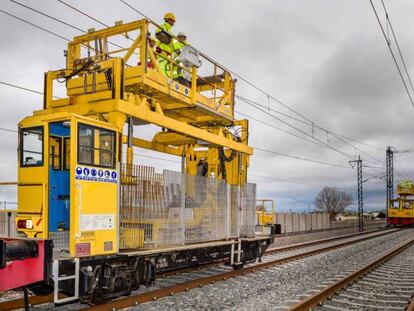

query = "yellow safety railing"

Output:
[[44, 18, 235, 122], [256, 199, 275, 236]]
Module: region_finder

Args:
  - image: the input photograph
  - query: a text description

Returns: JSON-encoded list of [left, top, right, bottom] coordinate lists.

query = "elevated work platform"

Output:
[[42, 19, 236, 127]]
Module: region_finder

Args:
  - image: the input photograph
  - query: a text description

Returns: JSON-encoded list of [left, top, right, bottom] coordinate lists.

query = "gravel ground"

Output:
[[315, 243, 414, 311], [0, 228, 399, 311], [130, 229, 414, 311]]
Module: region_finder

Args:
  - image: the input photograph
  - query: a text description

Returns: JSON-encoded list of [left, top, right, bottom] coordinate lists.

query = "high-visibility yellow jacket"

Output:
[[156, 22, 173, 55], [174, 40, 189, 79], [174, 40, 188, 55]]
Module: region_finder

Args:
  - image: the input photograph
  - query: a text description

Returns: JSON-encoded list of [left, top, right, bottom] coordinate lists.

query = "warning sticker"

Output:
[[75, 166, 118, 183], [80, 214, 114, 231]]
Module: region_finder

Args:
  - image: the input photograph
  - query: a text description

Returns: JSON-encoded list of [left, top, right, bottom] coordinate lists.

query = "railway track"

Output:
[[289, 236, 414, 311], [0, 228, 397, 311]]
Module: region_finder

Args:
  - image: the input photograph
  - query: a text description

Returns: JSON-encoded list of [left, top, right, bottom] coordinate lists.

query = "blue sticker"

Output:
[[98, 169, 103, 177], [111, 171, 117, 179], [91, 168, 97, 176], [83, 167, 90, 176], [184, 88, 189, 95], [105, 170, 110, 178], [175, 83, 179, 90], [76, 167, 82, 175]]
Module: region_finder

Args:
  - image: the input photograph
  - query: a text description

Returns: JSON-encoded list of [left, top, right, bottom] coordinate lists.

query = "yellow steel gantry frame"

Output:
[[36, 18, 252, 185]]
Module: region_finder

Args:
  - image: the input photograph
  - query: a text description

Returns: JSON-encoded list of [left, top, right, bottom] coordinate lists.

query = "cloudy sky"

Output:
[[1, 0, 414, 212]]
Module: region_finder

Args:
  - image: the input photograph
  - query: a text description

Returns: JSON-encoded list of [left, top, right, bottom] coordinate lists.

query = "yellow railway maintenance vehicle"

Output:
[[0, 19, 274, 303], [256, 199, 281, 236], [387, 180, 414, 227]]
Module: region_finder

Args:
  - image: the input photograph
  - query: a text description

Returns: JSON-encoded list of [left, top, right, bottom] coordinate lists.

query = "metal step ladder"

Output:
[[52, 258, 79, 304], [230, 240, 243, 266]]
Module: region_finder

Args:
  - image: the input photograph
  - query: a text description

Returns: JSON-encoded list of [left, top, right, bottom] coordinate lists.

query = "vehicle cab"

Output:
[[17, 112, 120, 257]]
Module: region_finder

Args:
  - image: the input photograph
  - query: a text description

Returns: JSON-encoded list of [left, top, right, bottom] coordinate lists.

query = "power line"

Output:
[[0, 9, 70, 41], [10, 0, 85, 33], [0, 127, 17, 134], [380, 0, 414, 96], [238, 96, 354, 159], [9, 0, 131, 54], [42, 1, 383, 166], [235, 110, 327, 149], [0, 81, 43, 97], [56, 0, 109, 28], [253, 147, 351, 169], [118, 0, 385, 157], [133, 153, 180, 164], [0, 80, 370, 171], [237, 95, 384, 165], [249, 174, 325, 188], [17, 0, 383, 166], [369, 0, 414, 107]]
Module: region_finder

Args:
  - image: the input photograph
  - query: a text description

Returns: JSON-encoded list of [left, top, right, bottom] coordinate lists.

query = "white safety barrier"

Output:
[[119, 164, 256, 250]]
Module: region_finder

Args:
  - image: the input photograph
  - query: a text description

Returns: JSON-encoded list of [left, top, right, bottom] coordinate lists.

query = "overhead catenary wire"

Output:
[[0, 9, 70, 41], [380, 0, 414, 97], [56, 0, 109, 28], [369, 0, 414, 107], [0, 4, 386, 176], [42, 0, 381, 168], [9, 0, 134, 54], [237, 96, 355, 160], [0, 81, 355, 171], [235, 110, 328, 149], [237, 95, 384, 165], [249, 174, 326, 188], [14, 0, 384, 168], [117, 0, 386, 152], [253, 147, 352, 170]]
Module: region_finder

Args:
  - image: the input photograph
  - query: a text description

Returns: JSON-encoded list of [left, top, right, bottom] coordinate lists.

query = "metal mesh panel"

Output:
[[0, 211, 17, 237], [184, 174, 227, 243], [120, 164, 257, 249], [230, 185, 240, 237], [239, 183, 256, 238], [49, 231, 70, 257], [120, 165, 184, 249]]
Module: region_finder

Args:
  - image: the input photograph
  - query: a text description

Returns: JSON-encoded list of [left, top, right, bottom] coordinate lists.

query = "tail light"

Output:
[[17, 219, 33, 229]]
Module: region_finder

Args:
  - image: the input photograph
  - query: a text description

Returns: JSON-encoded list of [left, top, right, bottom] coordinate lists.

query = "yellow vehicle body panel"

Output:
[[17, 112, 120, 256]]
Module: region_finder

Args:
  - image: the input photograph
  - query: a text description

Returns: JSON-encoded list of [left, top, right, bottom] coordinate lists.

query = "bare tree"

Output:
[[314, 187, 352, 220]]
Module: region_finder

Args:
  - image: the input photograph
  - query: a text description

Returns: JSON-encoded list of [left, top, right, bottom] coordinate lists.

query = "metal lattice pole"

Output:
[[357, 156, 363, 232], [385, 147, 394, 218], [349, 155, 363, 232]]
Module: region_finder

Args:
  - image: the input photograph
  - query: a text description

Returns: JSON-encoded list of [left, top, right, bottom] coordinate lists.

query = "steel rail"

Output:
[[288, 237, 414, 311], [0, 228, 393, 311], [0, 293, 67, 311], [80, 229, 398, 311]]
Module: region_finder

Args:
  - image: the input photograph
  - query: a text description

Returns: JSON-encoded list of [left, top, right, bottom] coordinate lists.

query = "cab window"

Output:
[[64, 138, 70, 170], [78, 123, 116, 168], [99, 129, 116, 168], [49, 136, 62, 170], [78, 125, 94, 165], [20, 127, 44, 167]]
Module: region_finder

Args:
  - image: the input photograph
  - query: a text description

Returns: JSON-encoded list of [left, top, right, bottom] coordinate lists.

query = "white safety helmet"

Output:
[[177, 32, 187, 38]]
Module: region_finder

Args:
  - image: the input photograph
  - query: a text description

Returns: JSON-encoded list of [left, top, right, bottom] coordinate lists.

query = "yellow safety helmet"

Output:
[[164, 12, 176, 21]]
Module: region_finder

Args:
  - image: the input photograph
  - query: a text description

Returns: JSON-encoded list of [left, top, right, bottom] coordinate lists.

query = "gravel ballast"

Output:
[[131, 229, 414, 311]]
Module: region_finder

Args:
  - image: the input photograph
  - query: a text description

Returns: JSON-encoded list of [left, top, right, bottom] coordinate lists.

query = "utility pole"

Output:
[[385, 146, 393, 218], [349, 155, 363, 232]]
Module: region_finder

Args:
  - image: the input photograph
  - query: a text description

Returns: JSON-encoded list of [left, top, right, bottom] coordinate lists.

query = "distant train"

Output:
[[387, 180, 414, 227]]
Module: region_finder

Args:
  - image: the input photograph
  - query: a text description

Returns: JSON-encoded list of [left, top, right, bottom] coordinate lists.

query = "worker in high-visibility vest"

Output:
[[173, 32, 191, 86], [155, 12, 176, 78]]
